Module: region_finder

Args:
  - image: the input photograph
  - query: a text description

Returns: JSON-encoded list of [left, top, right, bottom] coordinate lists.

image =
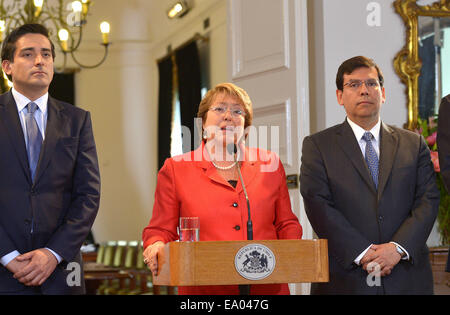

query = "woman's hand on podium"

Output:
[[143, 241, 165, 276]]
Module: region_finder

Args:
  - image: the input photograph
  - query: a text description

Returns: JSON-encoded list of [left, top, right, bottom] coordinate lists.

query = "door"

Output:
[[228, 0, 312, 295]]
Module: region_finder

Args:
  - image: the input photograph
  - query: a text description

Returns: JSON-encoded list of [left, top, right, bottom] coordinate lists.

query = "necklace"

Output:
[[212, 160, 237, 170], [207, 142, 242, 170]]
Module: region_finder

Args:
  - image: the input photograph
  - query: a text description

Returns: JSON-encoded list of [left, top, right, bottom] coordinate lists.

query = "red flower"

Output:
[[426, 132, 437, 147], [414, 127, 423, 135], [430, 151, 440, 173]]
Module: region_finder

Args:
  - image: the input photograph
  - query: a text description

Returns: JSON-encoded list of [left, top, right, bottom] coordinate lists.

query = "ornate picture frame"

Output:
[[393, 0, 450, 129]]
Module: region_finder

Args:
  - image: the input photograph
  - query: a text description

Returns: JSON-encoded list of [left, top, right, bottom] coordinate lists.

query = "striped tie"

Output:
[[362, 131, 379, 189], [25, 102, 43, 181]]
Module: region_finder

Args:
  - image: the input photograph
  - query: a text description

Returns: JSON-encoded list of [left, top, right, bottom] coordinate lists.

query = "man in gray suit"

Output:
[[300, 56, 439, 294]]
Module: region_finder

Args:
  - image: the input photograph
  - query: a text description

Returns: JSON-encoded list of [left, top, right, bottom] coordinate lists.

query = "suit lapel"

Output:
[[0, 91, 32, 183], [33, 97, 66, 185], [377, 122, 398, 200], [336, 120, 377, 193]]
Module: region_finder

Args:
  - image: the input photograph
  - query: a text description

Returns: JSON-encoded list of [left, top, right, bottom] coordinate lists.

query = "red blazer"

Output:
[[142, 145, 302, 295]]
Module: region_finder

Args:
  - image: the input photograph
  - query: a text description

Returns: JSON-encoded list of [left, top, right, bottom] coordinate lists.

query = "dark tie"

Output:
[[25, 102, 43, 181], [362, 131, 379, 189]]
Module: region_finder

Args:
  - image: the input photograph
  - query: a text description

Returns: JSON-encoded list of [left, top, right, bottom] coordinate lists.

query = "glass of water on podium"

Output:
[[179, 217, 200, 242]]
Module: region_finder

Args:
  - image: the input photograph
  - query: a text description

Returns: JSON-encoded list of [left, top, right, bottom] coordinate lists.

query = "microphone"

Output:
[[227, 143, 237, 155], [228, 143, 253, 241]]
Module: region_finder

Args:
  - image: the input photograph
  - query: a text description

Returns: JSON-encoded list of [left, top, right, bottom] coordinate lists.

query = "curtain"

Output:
[[176, 41, 202, 153], [157, 56, 174, 170], [418, 36, 436, 119]]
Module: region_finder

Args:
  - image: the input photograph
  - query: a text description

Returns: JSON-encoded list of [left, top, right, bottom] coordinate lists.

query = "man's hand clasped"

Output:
[[360, 243, 402, 277], [6, 248, 58, 286]]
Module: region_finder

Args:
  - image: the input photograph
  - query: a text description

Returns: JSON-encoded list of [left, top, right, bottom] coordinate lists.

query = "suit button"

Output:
[[232, 203, 238, 208], [234, 225, 240, 231]]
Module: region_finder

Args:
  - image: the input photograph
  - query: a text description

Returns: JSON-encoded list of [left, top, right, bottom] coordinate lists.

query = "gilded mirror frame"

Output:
[[393, 0, 450, 130]]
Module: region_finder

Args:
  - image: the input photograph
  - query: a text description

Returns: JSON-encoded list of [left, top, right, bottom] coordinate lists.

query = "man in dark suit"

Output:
[[300, 56, 439, 294], [0, 24, 100, 294], [437, 94, 450, 273]]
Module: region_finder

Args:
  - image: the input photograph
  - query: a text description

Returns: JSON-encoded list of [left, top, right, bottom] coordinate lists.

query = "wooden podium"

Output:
[[153, 239, 328, 286]]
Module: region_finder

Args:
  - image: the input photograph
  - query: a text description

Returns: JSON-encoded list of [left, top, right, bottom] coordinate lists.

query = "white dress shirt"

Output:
[[346, 117, 409, 264], [0, 88, 62, 267]]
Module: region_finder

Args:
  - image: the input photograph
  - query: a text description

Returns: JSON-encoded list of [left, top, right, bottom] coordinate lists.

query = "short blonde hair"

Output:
[[197, 82, 253, 129]]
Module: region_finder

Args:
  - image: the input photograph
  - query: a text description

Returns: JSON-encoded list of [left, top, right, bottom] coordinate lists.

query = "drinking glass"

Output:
[[179, 217, 200, 242]]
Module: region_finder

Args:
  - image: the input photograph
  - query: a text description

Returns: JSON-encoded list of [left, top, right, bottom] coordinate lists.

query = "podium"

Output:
[[153, 239, 328, 286]]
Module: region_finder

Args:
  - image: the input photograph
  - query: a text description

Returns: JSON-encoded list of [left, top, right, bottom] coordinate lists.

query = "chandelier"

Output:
[[0, 0, 111, 71]]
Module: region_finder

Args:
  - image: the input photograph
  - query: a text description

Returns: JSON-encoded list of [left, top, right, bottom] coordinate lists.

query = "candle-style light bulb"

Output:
[[58, 29, 69, 52], [34, 0, 44, 17], [34, 0, 44, 7], [168, 3, 183, 19], [72, 1, 82, 12], [81, 0, 90, 15], [100, 21, 110, 45]]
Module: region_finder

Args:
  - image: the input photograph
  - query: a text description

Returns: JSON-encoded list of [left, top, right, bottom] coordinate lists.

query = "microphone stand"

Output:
[[237, 159, 253, 242], [230, 144, 253, 296]]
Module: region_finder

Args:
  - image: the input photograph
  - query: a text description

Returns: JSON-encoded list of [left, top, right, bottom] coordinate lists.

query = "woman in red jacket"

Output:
[[142, 83, 302, 295]]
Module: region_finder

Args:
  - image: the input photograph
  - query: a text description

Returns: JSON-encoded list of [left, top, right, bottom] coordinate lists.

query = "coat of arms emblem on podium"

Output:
[[234, 244, 276, 280]]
